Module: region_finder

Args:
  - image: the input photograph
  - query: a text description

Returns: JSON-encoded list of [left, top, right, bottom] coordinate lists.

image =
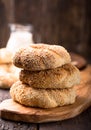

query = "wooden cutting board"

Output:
[[0, 65, 91, 123]]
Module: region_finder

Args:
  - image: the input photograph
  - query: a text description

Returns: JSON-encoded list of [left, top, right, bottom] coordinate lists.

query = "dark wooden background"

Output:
[[0, 0, 91, 59], [14, 0, 91, 58]]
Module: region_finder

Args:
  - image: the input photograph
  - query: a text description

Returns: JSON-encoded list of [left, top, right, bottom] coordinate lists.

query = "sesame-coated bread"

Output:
[[0, 64, 20, 89], [0, 48, 13, 64], [13, 43, 71, 71], [19, 63, 80, 89], [10, 81, 76, 108]]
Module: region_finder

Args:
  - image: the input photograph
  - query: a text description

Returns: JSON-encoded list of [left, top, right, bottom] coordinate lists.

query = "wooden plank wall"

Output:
[[0, 0, 10, 48], [0, 0, 91, 59], [14, 0, 91, 58]]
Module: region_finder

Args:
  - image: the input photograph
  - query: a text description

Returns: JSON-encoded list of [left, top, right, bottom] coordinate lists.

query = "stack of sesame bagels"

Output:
[[10, 43, 80, 108]]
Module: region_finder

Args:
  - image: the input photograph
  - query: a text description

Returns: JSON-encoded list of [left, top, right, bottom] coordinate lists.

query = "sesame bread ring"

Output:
[[19, 63, 80, 89], [13, 43, 71, 71], [10, 81, 76, 108], [0, 48, 13, 64], [0, 64, 20, 89]]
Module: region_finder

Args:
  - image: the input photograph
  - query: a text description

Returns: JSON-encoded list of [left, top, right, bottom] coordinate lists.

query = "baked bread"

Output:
[[0, 63, 12, 72], [0, 71, 18, 89], [0, 64, 20, 89], [0, 48, 13, 64], [13, 43, 71, 71], [19, 63, 80, 89], [10, 81, 76, 108]]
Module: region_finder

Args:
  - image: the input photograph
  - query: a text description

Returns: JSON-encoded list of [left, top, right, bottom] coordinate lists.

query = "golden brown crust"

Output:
[[0, 72, 18, 89], [10, 81, 76, 108], [13, 43, 71, 71], [19, 63, 80, 89], [0, 63, 12, 72], [0, 48, 13, 64], [0, 64, 20, 89]]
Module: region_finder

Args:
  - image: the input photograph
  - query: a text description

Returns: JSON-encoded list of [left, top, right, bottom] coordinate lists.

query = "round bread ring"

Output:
[[19, 63, 80, 89], [0, 48, 13, 64], [10, 81, 76, 108], [0, 64, 19, 89], [13, 43, 71, 71], [0, 71, 18, 89], [0, 63, 12, 72]]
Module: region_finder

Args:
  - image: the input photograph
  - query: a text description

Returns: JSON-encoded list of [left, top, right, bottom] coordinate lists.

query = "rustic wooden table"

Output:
[[0, 83, 91, 130]]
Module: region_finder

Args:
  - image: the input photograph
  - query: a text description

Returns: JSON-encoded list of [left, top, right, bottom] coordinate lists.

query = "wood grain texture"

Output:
[[14, 0, 91, 58], [70, 52, 87, 70], [0, 1, 10, 48], [0, 65, 91, 123], [0, 87, 37, 130]]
